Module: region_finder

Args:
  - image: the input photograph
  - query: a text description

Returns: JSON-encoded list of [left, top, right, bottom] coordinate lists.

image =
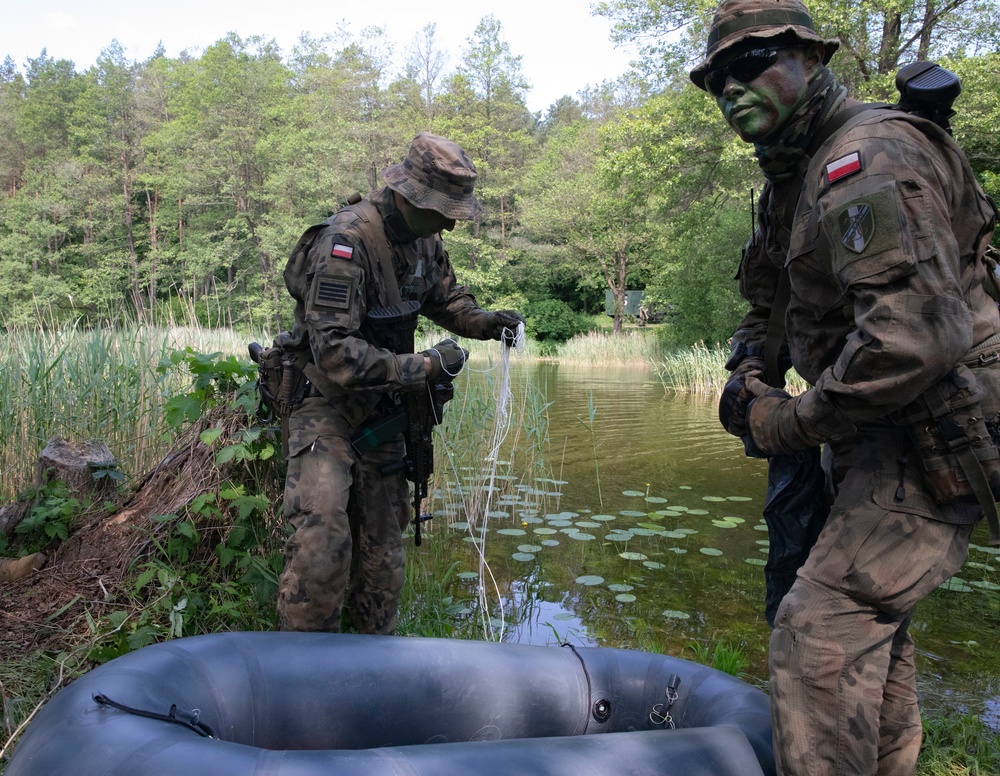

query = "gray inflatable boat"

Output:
[[4, 632, 775, 775]]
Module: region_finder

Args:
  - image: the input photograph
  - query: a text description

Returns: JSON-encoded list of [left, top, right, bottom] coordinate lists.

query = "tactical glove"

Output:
[[423, 340, 468, 382], [744, 376, 813, 458], [718, 362, 763, 438], [486, 310, 525, 344]]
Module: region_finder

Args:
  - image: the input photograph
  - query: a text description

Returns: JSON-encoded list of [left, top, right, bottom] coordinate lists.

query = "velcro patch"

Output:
[[826, 152, 862, 184], [331, 243, 354, 259], [313, 275, 352, 310]]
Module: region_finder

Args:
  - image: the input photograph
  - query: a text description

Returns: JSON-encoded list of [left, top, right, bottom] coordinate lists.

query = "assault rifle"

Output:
[[352, 379, 455, 546]]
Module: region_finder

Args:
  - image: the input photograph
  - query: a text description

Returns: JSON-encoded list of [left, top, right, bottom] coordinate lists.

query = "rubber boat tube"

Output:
[[5, 632, 775, 776]]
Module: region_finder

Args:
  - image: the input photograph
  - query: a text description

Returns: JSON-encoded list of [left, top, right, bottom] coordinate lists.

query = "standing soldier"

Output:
[[275, 133, 523, 635], [694, 0, 1000, 773]]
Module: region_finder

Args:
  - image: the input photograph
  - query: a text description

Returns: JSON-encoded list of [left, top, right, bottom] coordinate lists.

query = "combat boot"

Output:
[[0, 552, 46, 583]]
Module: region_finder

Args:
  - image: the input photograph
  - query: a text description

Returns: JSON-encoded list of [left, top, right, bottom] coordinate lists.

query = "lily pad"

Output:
[[699, 547, 724, 556], [753, 524, 770, 532], [450, 521, 470, 530], [666, 548, 687, 554], [456, 571, 479, 580], [940, 577, 974, 592], [540, 539, 561, 547], [511, 552, 536, 562], [726, 496, 753, 502], [711, 520, 738, 529], [576, 521, 602, 528], [576, 575, 605, 586], [553, 612, 576, 620], [662, 530, 688, 539], [702, 496, 727, 502], [662, 610, 691, 620], [608, 584, 635, 593], [645, 496, 669, 503], [533, 527, 557, 535], [687, 509, 710, 515], [620, 551, 649, 561], [548, 520, 573, 528], [674, 528, 699, 535], [497, 528, 527, 536], [569, 532, 596, 541], [623, 490, 646, 497], [644, 561, 667, 569], [655, 510, 683, 517], [615, 593, 637, 603], [744, 558, 767, 566], [592, 514, 617, 522], [518, 544, 543, 553], [620, 510, 648, 517]]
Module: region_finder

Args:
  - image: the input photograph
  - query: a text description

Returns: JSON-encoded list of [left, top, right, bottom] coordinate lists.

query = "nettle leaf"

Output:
[[164, 394, 204, 428], [215, 445, 244, 465], [200, 428, 224, 446]]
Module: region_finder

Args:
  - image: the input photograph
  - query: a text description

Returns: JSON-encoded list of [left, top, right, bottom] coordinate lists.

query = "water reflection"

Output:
[[425, 361, 1000, 720]]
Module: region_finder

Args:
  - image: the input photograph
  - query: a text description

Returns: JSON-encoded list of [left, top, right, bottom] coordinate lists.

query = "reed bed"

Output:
[[554, 329, 663, 365], [0, 325, 258, 502]]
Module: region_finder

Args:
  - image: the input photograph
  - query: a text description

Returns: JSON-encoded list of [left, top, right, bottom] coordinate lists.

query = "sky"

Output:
[[3, 0, 637, 114]]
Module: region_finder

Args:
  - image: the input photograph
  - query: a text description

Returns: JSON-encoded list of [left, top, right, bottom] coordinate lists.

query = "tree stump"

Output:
[[35, 437, 119, 502]]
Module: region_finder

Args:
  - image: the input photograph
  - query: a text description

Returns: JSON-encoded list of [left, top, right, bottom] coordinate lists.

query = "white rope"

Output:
[[437, 323, 525, 641]]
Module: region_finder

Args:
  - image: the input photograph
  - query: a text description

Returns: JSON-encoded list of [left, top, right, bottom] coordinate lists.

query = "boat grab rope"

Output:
[[92, 693, 216, 738], [649, 674, 682, 729]]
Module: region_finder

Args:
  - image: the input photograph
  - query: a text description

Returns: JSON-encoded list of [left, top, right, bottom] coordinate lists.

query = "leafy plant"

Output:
[[14, 480, 86, 547]]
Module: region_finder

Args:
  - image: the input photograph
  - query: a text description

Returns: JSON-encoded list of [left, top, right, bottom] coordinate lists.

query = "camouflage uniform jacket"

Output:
[[733, 107, 999, 453], [280, 186, 495, 432]]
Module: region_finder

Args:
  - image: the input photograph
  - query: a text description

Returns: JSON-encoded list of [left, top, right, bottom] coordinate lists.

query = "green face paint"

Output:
[[400, 202, 456, 238], [714, 49, 811, 144]]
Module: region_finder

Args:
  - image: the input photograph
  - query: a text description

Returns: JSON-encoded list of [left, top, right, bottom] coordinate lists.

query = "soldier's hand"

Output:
[[487, 310, 525, 344], [422, 339, 469, 381], [743, 377, 801, 458], [718, 369, 761, 437]]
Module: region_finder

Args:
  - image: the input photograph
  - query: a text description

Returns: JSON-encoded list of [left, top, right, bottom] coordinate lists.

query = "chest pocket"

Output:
[[787, 209, 845, 322]]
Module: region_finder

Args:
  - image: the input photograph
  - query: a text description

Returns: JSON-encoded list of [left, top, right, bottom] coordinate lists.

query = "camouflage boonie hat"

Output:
[[690, 0, 840, 91], [382, 133, 483, 220]]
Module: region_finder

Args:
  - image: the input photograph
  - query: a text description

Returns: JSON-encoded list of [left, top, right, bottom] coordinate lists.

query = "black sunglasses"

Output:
[[705, 48, 784, 96]]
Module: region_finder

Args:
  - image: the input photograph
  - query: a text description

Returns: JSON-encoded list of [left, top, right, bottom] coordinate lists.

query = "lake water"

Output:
[[417, 361, 1000, 724]]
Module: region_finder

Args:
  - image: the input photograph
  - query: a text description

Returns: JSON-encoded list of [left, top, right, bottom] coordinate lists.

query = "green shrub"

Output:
[[524, 299, 592, 348]]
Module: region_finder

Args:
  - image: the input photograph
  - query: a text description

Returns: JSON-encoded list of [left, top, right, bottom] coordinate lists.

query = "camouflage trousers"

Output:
[[769, 435, 975, 776], [277, 398, 410, 634]]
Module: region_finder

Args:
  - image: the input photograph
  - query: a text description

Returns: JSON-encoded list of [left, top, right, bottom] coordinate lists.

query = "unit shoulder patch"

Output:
[[838, 202, 875, 254], [826, 151, 862, 184]]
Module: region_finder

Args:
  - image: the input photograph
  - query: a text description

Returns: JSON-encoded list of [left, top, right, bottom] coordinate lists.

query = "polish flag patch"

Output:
[[826, 152, 862, 184], [331, 243, 354, 259]]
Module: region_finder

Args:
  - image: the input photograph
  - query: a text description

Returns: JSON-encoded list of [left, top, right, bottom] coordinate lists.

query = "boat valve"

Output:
[[592, 698, 612, 722]]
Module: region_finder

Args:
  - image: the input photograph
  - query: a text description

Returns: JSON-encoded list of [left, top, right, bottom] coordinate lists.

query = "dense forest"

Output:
[[1, 0, 999, 345]]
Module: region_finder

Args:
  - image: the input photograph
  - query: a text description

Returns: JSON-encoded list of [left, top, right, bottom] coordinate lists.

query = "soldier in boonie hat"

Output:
[[689, 0, 839, 91], [381, 132, 483, 221]]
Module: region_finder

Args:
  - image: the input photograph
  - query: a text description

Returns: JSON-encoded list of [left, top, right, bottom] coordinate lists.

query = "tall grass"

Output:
[[555, 329, 663, 365], [0, 324, 260, 502], [652, 340, 809, 395]]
